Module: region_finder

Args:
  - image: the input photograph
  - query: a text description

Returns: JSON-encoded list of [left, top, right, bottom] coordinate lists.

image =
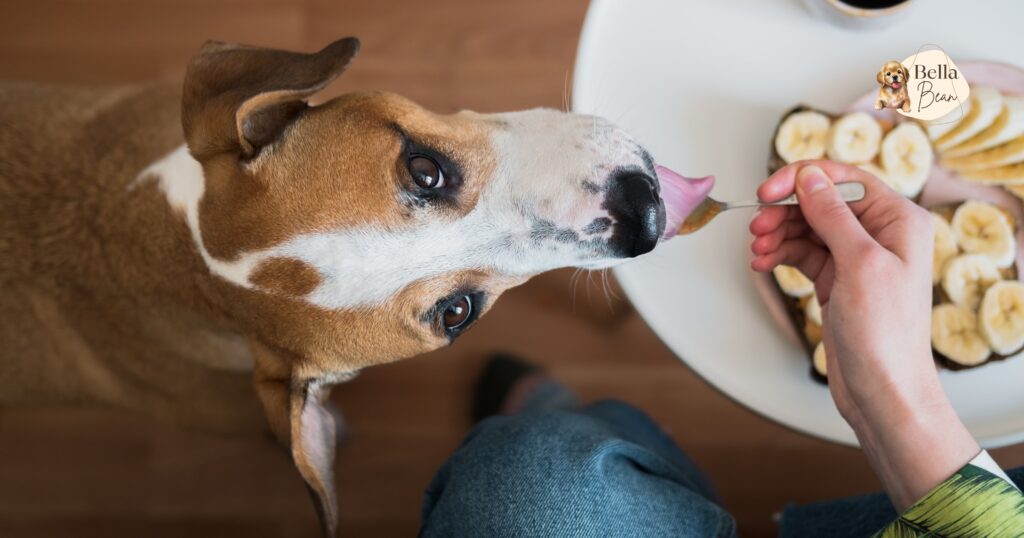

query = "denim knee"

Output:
[[420, 408, 736, 538]]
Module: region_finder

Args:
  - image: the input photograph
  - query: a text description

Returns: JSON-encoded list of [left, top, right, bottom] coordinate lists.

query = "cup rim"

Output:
[[826, 0, 914, 18]]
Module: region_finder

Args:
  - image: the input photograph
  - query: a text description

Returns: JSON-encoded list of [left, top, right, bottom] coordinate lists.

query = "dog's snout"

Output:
[[604, 172, 664, 258]]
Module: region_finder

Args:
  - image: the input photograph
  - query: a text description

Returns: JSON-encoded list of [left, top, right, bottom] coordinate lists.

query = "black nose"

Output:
[[604, 172, 665, 258]]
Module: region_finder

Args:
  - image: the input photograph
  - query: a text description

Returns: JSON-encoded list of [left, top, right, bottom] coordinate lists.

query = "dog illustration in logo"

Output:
[[875, 60, 911, 112]]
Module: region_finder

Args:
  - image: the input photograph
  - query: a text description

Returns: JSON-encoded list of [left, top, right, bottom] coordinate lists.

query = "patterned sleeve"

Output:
[[874, 463, 1024, 537]]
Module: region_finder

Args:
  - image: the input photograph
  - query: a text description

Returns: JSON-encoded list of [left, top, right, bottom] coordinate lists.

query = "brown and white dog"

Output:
[[875, 60, 911, 112], [0, 38, 710, 536]]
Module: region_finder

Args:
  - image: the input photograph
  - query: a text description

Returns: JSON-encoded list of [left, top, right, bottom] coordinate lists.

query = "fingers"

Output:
[[749, 205, 802, 236], [758, 160, 893, 212], [751, 220, 809, 256], [793, 165, 876, 263], [751, 238, 831, 282]]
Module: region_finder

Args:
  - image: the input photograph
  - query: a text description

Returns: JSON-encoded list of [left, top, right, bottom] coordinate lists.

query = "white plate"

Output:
[[573, 0, 1024, 447]]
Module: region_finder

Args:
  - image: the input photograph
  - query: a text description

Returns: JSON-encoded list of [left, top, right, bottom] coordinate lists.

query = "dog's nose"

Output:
[[604, 172, 665, 258]]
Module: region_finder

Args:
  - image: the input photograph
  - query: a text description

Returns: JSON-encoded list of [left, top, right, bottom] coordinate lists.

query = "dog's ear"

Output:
[[252, 342, 341, 538], [877, 68, 885, 85], [182, 37, 360, 160], [900, 64, 909, 81]]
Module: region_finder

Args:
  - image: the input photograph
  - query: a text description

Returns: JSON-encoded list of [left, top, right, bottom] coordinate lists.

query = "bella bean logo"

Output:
[[875, 48, 970, 121]]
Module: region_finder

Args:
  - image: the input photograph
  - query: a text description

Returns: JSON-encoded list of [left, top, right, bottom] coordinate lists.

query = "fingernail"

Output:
[[797, 165, 830, 194]]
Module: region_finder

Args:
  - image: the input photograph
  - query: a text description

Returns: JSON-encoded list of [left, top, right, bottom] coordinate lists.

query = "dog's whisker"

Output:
[[569, 267, 584, 313], [585, 268, 597, 305], [562, 70, 571, 113]]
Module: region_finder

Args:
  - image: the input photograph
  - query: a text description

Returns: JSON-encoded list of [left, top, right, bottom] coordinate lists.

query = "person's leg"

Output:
[[779, 466, 1024, 537], [420, 356, 735, 538]]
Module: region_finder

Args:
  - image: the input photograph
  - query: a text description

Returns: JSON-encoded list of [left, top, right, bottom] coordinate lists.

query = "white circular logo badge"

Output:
[[889, 49, 971, 121]]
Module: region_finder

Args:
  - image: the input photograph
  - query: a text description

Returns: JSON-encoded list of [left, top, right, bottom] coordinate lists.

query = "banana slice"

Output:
[[856, 162, 897, 192], [978, 281, 1024, 355], [812, 341, 828, 377], [950, 201, 1016, 268], [805, 293, 822, 326], [1005, 184, 1024, 202], [944, 97, 1024, 158], [957, 162, 1024, 186], [880, 122, 933, 198], [931, 303, 992, 366], [941, 254, 1001, 310], [942, 134, 1024, 172], [773, 265, 814, 298], [827, 112, 882, 164], [932, 212, 959, 284], [935, 87, 1004, 152], [926, 100, 971, 141], [775, 111, 831, 164]]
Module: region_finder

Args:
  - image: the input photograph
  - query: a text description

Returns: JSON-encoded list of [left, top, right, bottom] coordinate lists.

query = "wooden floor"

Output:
[[1, 1, 1022, 536]]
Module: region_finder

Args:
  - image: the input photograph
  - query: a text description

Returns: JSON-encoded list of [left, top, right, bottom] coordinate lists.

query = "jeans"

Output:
[[419, 399, 1024, 537]]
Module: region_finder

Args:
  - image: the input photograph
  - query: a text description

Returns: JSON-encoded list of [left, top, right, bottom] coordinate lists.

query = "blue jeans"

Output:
[[419, 399, 1024, 537]]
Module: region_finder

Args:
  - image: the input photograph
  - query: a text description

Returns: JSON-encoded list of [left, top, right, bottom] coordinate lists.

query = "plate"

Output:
[[573, 0, 1024, 447]]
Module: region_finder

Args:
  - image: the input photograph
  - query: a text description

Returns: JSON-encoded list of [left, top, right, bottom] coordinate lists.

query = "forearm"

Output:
[[848, 377, 980, 511]]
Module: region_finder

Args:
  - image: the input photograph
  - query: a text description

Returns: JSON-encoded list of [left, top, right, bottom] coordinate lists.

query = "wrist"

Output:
[[848, 375, 980, 511]]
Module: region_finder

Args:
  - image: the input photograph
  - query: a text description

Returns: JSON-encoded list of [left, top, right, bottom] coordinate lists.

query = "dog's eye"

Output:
[[886, 72, 891, 76], [409, 155, 445, 189], [443, 295, 473, 330]]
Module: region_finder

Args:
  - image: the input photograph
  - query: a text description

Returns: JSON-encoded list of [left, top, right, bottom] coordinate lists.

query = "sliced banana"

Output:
[[805, 294, 822, 326], [812, 341, 828, 377], [943, 97, 1024, 158], [978, 281, 1024, 355], [941, 254, 1001, 311], [950, 201, 1016, 268], [773, 265, 815, 298], [827, 112, 882, 164], [935, 87, 1004, 152], [926, 100, 971, 141], [880, 122, 933, 198], [957, 162, 1024, 186], [932, 212, 959, 284], [775, 111, 831, 164], [931, 303, 992, 367], [942, 134, 1024, 172], [1005, 184, 1024, 202], [856, 162, 896, 192]]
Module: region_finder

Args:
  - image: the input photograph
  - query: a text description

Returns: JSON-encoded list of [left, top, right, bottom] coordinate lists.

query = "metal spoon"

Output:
[[677, 181, 866, 235]]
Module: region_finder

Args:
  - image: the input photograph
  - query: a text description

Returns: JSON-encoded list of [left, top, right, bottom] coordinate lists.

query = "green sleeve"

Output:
[[874, 464, 1024, 537]]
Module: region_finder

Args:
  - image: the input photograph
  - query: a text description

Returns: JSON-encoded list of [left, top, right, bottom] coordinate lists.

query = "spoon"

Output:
[[677, 181, 867, 235]]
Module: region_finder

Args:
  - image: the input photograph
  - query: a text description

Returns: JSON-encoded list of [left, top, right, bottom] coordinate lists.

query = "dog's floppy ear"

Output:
[[182, 37, 360, 160], [252, 342, 343, 537], [900, 64, 909, 81], [877, 68, 885, 85]]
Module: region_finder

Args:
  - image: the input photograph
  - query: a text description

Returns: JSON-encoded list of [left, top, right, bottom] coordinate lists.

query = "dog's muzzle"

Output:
[[604, 171, 665, 257]]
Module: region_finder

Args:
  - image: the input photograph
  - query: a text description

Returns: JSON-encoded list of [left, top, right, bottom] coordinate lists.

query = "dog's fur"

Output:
[[0, 38, 665, 535], [875, 60, 911, 112]]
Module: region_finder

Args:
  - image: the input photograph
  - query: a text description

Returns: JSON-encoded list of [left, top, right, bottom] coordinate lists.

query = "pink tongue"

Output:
[[655, 164, 715, 240], [892, 82, 901, 89]]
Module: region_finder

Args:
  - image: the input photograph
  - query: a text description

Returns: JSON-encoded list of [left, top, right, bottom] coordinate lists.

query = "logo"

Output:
[[874, 47, 970, 122]]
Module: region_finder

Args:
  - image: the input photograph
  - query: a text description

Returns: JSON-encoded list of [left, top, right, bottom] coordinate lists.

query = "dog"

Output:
[[875, 60, 911, 112], [0, 38, 685, 536]]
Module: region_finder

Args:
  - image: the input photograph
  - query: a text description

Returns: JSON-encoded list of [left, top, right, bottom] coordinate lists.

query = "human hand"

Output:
[[749, 161, 979, 510]]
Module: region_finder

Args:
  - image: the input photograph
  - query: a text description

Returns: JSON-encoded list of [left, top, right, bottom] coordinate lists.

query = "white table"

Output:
[[573, 0, 1024, 447]]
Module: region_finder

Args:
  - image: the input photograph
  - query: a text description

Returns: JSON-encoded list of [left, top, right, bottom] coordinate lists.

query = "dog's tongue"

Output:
[[655, 164, 714, 240], [892, 82, 901, 89]]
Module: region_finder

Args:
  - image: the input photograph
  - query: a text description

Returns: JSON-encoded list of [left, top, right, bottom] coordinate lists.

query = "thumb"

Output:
[[795, 165, 874, 261]]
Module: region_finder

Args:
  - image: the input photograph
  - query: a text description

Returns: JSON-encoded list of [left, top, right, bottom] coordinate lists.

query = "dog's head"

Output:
[[877, 60, 908, 90], [171, 37, 710, 535]]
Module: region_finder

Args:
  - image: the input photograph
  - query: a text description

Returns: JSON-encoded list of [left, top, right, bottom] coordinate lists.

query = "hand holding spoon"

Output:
[[677, 181, 866, 235]]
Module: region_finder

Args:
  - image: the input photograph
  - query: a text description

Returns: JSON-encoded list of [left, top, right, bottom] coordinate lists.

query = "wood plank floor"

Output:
[[1, 1, 1022, 536]]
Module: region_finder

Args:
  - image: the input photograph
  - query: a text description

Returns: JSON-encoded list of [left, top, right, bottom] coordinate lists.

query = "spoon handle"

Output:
[[723, 181, 866, 210]]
